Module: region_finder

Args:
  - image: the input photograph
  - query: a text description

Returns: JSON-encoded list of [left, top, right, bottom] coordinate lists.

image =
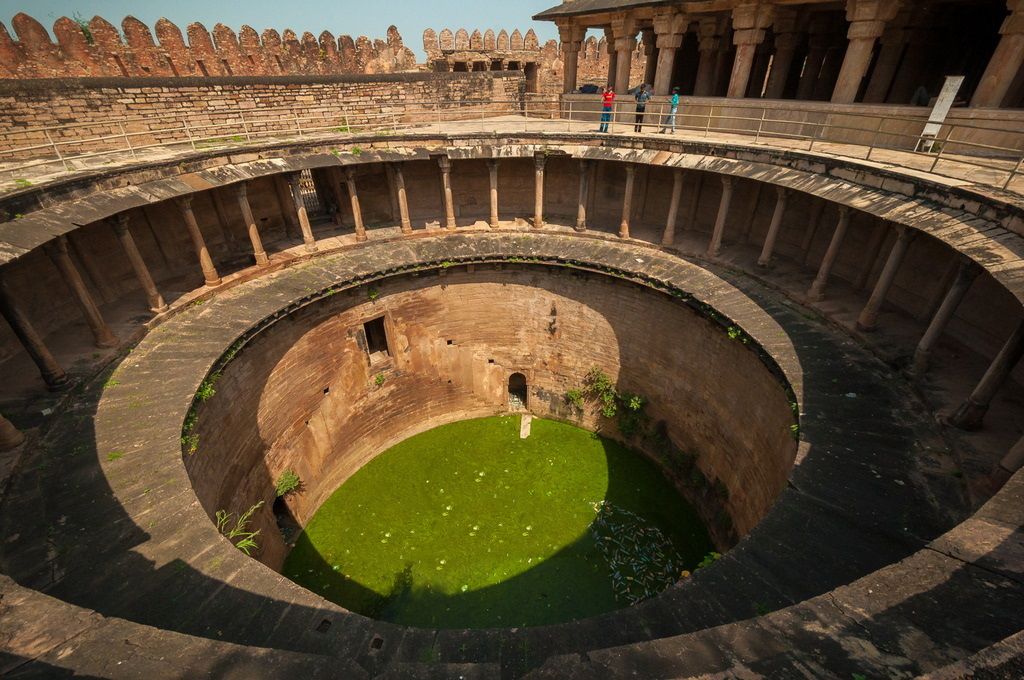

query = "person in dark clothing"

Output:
[[634, 84, 651, 132]]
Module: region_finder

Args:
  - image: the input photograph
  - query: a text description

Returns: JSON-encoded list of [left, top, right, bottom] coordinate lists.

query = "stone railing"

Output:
[[2, 93, 1023, 194]]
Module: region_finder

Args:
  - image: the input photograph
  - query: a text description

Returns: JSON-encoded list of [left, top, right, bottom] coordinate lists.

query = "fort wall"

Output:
[[0, 73, 525, 155], [0, 13, 418, 80]]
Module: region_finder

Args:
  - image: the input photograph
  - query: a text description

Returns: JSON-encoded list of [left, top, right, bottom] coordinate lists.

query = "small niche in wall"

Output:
[[363, 316, 390, 358]]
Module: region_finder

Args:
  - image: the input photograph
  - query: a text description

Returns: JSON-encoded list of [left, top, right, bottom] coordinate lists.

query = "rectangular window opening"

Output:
[[364, 316, 390, 357]]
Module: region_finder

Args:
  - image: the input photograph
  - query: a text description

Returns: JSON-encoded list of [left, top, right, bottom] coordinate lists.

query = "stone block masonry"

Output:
[[0, 13, 418, 79], [0, 72, 526, 156]]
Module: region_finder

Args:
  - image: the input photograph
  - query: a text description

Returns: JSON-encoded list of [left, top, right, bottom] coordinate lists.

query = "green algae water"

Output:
[[284, 416, 712, 628]]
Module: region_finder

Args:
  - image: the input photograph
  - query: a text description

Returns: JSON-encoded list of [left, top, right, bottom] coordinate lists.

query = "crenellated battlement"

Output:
[[0, 12, 419, 80], [422, 28, 546, 56], [422, 27, 645, 95]]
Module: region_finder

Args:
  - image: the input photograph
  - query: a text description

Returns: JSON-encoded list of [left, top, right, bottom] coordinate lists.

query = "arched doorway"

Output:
[[508, 372, 527, 410]]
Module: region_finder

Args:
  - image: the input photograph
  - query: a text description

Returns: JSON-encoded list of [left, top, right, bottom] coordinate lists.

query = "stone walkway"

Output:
[[3, 231, 1013, 679], [2, 115, 1021, 200]]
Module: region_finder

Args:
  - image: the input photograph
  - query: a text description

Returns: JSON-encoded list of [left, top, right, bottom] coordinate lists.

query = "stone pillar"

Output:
[[576, 160, 591, 232], [112, 213, 168, 313], [757, 187, 789, 266], [912, 258, 982, 373], [764, 11, 802, 99], [533, 153, 546, 229], [234, 183, 270, 266], [605, 28, 618, 88], [0, 414, 24, 451], [46, 236, 118, 349], [856, 225, 916, 330], [0, 271, 68, 390], [662, 170, 684, 246], [801, 201, 827, 266], [487, 160, 499, 228], [273, 175, 300, 239], [619, 164, 636, 239], [344, 168, 368, 241], [796, 19, 833, 100], [328, 169, 348, 227], [642, 29, 658, 87], [1000, 435, 1024, 474], [832, 0, 900, 104], [209, 189, 239, 249], [707, 176, 734, 258], [727, 3, 775, 99], [863, 10, 911, 103], [695, 17, 726, 96], [393, 163, 413, 234], [653, 11, 687, 95], [176, 196, 222, 286], [286, 173, 318, 252], [807, 206, 851, 301], [972, 0, 1024, 108], [611, 16, 638, 94], [437, 156, 457, 231], [856, 219, 890, 290], [949, 318, 1024, 430], [558, 22, 585, 93]]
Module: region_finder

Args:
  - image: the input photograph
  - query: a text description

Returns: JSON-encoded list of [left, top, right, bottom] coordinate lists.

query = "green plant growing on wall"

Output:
[[367, 287, 380, 301], [13, 178, 32, 188], [216, 501, 264, 555], [275, 469, 302, 497], [375, 373, 386, 387], [181, 411, 199, 455], [564, 388, 584, 413], [72, 12, 94, 44], [196, 373, 220, 402], [570, 368, 651, 438], [696, 551, 722, 569]]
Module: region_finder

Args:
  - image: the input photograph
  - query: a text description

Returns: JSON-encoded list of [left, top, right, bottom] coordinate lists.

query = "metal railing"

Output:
[[1, 95, 1022, 192]]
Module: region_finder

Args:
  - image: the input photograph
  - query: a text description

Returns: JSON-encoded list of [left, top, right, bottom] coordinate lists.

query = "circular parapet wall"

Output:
[[184, 261, 799, 573]]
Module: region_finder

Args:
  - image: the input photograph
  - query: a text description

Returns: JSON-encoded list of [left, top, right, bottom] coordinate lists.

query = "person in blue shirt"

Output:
[[633, 84, 651, 132], [660, 87, 681, 134]]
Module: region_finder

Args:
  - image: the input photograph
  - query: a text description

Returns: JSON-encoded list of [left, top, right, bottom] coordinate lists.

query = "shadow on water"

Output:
[[285, 427, 714, 629]]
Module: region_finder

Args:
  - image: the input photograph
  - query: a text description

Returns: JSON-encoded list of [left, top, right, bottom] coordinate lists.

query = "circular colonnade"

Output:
[[0, 129, 1022, 678]]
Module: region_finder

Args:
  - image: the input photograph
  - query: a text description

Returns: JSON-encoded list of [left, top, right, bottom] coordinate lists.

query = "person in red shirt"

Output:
[[599, 86, 615, 133]]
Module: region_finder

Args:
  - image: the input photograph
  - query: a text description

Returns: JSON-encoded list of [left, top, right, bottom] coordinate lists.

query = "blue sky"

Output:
[[1, 0, 561, 58]]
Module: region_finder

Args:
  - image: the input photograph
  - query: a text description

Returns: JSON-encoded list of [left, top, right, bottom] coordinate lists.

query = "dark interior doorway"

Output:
[[363, 316, 389, 357], [508, 372, 527, 409]]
